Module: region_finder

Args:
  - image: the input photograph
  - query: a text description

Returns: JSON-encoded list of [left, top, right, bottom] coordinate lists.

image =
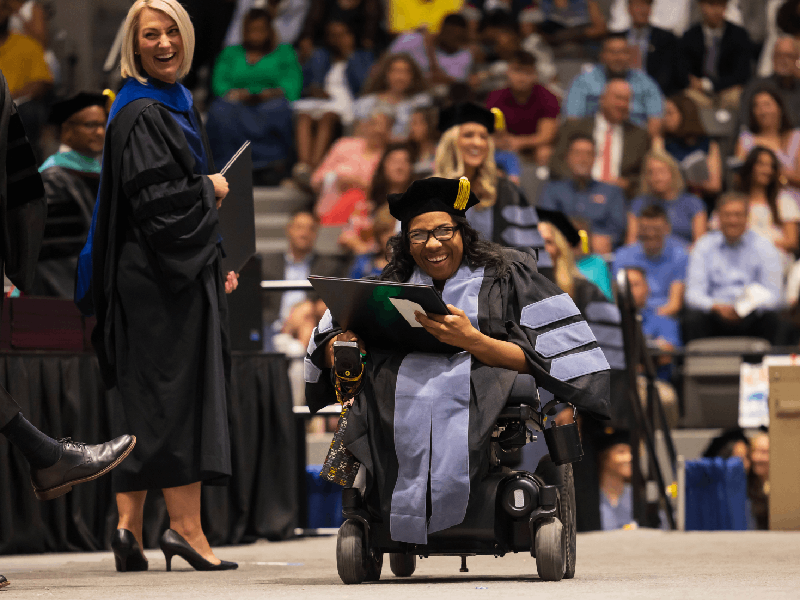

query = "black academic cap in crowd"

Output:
[[49, 92, 108, 126], [702, 428, 750, 459], [388, 176, 480, 226], [536, 207, 583, 248], [594, 427, 631, 454], [439, 102, 504, 133]]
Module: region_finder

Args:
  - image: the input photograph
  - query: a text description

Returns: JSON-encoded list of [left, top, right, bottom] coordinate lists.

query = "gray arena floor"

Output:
[[1, 529, 798, 599]]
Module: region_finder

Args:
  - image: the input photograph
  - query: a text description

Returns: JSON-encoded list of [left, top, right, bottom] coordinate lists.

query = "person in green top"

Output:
[[205, 8, 303, 183]]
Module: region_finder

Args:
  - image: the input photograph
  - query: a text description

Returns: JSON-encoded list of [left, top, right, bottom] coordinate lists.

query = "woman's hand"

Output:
[[224, 271, 239, 294], [414, 305, 481, 350], [324, 330, 365, 368], [208, 173, 229, 208]]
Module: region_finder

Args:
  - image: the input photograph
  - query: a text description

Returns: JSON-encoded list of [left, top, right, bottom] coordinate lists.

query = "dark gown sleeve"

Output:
[[495, 250, 611, 420], [303, 308, 343, 413], [120, 104, 220, 293]]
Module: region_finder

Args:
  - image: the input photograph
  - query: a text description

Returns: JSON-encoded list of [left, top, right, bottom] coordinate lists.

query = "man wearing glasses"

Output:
[[32, 92, 108, 297]]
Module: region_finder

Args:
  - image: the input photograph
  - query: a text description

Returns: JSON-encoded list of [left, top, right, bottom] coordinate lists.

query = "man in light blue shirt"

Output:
[[564, 33, 663, 140], [684, 193, 784, 344]]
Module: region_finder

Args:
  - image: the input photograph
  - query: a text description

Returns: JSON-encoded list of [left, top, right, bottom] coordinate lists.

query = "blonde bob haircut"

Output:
[[434, 125, 498, 207], [639, 148, 685, 199], [120, 0, 195, 85]]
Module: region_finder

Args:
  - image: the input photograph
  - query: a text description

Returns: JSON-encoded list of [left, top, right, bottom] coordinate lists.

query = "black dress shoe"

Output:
[[159, 529, 238, 572], [30, 435, 136, 500], [0, 574, 8, 588], [111, 529, 149, 572]]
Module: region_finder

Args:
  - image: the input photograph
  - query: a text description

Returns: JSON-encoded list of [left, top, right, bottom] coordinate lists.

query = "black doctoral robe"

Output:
[[305, 249, 610, 540], [91, 99, 231, 492], [31, 166, 97, 298]]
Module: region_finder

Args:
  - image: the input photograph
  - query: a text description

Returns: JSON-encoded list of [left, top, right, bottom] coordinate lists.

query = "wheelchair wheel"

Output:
[[535, 454, 577, 579], [336, 519, 369, 584], [389, 553, 416, 577], [534, 517, 565, 581], [365, 551, 383, 582]]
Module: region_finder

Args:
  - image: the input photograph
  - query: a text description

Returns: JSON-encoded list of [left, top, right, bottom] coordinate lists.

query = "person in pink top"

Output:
[[311, 112, 392, 224], [486, 50, 560, 165]]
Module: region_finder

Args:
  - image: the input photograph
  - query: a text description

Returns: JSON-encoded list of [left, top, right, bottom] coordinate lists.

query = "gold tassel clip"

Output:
[[454, 176, 470, 211]]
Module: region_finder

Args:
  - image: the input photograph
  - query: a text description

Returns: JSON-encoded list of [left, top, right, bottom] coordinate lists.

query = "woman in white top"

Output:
[[739, 146, 800, 254]]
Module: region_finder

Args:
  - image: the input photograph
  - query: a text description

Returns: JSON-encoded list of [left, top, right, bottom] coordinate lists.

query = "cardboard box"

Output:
[[767, 366, 800, 530]]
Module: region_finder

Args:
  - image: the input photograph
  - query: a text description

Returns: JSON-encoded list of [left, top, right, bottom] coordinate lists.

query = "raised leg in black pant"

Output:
[[0, 386, 62, 468]]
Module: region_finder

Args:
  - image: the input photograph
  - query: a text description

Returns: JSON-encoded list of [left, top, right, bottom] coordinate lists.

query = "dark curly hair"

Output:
[[379, 216, 509, 282]]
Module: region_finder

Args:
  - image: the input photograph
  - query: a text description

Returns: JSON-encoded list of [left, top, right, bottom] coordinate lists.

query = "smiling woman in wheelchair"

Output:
[[304, 176, 611, 582]]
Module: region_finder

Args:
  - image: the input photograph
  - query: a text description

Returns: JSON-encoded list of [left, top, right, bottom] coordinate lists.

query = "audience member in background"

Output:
[[541, 133, 627, 253], [297, 0, 383, 61], [595, 428, 635, 530], [206, 8, 302, 185], [388, 14, 473, 85], [293, 20, 374, 181], [740, 37, 800, 133], [311, 112, 391, 225], [681, 0, 751, 111], [338, 142, 413, 255], [408, 106, 439, 176], [180, 0, 236, 94], [353, 53, 431, 140], [262, 210, 347, 349], [552, 79, 650, 198], [626, 149, 708, 246], [471, 11, 525, 94], [662, 93, 723, 197], [32, 92, 107, 298], [734, 147, 800, 258], [615, 204, 689, 318], [434, 102, 542, 256], [486, 50, 560, 165], [0, 0, 52, 155], [224, 0, 311, 48], [619, 0, 685, 96], [747, 430, 769, 530], [735, 87, 800, 197], [703, 428, 751, 470], [7, 0, 58, 83], [535, 0, 608, 52], [564, 34, 663, 140], [347, 208, 397, 279], [625, 266, 682, 391], [684, 193, 784, 344]]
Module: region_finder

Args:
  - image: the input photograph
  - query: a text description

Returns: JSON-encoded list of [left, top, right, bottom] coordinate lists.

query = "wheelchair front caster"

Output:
[[389, 553, 416, 577], [534, 517, 566, 581], [337, 519, 381, 584]]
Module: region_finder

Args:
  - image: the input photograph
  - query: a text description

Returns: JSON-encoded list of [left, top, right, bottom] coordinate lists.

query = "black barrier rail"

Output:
[[616, 270, 678, 530]]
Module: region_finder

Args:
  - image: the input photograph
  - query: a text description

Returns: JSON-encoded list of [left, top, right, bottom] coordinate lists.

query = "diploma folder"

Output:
[[307, 275, 459, 354], [217, 142, 256, 273]]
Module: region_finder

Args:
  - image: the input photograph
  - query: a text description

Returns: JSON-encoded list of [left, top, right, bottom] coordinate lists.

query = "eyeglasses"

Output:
[[67, 121, 106, 131], [408, 225, 458, 245]]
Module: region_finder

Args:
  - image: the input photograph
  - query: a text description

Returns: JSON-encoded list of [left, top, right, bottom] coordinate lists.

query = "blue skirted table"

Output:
[[0, 351, 298, 554]]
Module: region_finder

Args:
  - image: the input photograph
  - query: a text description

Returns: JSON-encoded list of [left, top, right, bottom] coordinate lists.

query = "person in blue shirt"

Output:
[[564, 33, 664, 141], [613, 204, 688, 317], [684, 193, 784, 344], [538, 132, 627, 254]]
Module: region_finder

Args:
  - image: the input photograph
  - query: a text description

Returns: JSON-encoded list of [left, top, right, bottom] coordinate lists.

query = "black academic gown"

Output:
[[467, 177, 546, 259], [31, 166, 97, 298], [305, 249, 610, 541], [92, 101, 231, 492], [0, 69, 46, 428]]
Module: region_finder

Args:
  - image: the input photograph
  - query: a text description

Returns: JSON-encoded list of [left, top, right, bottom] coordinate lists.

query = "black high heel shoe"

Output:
[[111, 529, 149, 572], [159, 529, 238, 572]]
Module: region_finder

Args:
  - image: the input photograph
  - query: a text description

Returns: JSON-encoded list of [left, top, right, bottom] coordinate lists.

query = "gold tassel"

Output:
[[491, 107, 506, 132], [579, 230, 590, 254], [454, 176, 470, 211], [102, 88, 116, 112]]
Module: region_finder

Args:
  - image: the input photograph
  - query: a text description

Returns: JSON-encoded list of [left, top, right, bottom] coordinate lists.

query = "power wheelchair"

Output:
[[334, 374, 581, 584]]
